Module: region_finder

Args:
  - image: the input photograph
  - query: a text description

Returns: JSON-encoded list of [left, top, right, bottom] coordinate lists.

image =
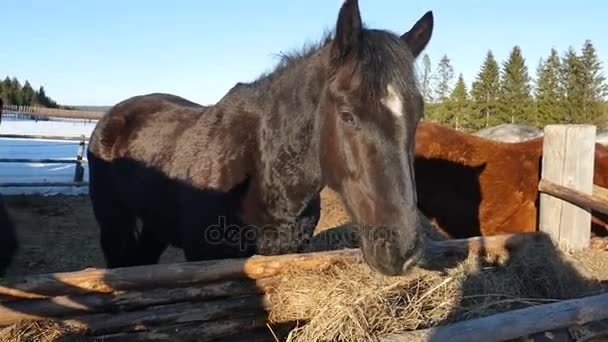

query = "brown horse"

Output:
[[87, 1, 436, 276], [414, 121, 608, 239]]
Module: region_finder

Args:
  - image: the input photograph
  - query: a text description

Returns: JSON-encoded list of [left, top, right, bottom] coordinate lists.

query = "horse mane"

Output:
[[249, 29, 334, 86], [245, 26, 420, 103]]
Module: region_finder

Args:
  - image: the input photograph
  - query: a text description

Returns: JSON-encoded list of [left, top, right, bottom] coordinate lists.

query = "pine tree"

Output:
[[498, 46, 532, 124], [8, 77, 23, 106], [419, 53, 434, 104], [470, 50, 500, 130], [429, 54, 455, 124], [434, 54, 455, 102], [535, 48, 564, 126], [579, 40, 608, 127], [445, 73, 470, 129], [559, 47, 586, 124], [21, 81, 35, 105]]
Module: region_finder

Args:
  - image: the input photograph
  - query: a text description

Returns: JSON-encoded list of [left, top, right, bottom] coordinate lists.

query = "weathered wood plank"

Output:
[[91, 316, 269, 342], [0, 278, 278, 327], [539, 125, 595, 250], [65, 295, 269, 335], [378, 292, 608, 342]]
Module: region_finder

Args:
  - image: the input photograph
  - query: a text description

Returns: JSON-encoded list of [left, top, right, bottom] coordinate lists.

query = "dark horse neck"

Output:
[[216, 43, 332, 224]]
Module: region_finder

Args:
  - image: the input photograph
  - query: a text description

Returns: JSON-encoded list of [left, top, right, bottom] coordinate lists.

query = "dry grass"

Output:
[[268, 235, 608, 342], [0, 320, 89, 342]]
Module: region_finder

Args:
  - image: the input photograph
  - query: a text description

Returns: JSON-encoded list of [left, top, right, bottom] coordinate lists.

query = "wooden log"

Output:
[[92, 316, 269, 342], [0, 277, 278, 327], [65, 295, 270, 335], [0, 233, 539, 303], [0, 249, 361, 302], [377, 292, 608, 342], [539, 179, 608, 217], [539, 124, 596, 250]]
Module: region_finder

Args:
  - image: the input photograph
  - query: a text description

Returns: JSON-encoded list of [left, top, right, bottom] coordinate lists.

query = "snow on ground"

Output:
[[0, 118, 98, 196]]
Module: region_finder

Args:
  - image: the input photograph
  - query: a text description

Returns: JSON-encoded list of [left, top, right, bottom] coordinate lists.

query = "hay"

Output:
[[269, 235, 608, 342], [0, 319, 89, 342]]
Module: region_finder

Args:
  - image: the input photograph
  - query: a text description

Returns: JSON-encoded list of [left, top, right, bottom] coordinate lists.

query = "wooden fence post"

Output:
[[539, 124, 596, 250], [73, 134, 86, 182]]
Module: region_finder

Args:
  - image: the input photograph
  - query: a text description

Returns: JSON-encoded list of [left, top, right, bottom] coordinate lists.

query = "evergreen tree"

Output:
[[470, 50, 500, 130], [419, 53, 434, 104], [430, 54, 455, 124], [498, 46, 532, 124], [0, 77, 10, 101], [535, 48, 564, 126], [9, 77, 23, 106], [559, 47, 586, 124], [434, 54, 455, 102], [445, 73, 470, 129], [21, 81, 35, 105], [579, 40, 608, 126]]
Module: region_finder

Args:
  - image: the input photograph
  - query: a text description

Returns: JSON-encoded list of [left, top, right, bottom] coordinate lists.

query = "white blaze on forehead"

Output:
[[381, 84, 404, 119]]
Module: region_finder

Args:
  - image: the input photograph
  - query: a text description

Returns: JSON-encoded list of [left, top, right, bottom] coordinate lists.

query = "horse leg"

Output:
[[89, 154, 148, 268], [293, 191, 322, 251], [131, 218, 169, 265], [95, 207, 140, 268], [0, 194, 18, 276]]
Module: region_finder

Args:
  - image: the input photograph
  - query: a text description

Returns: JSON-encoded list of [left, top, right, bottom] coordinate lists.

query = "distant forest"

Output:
[[0, 76, 65, 109], [420, 39, 608, 132], [2, 39, 607, 125]]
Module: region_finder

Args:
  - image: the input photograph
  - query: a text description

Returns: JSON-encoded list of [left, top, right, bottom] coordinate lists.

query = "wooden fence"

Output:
[[0, 133, 88, 187], [0, 124, 607, 341], [1, 104, 105, 120]]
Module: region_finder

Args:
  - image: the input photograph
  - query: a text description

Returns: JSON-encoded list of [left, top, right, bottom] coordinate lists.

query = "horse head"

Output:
[[319, 0, 434, 275]]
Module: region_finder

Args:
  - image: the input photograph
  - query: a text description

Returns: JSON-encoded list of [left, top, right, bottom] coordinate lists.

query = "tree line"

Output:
[[420, 39, 608, 132], [0, 76, 60, 109]]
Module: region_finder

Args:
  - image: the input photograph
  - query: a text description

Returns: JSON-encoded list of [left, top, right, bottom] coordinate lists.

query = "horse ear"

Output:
[[331, 0, 363, 62], [400, 11, 433, 58]]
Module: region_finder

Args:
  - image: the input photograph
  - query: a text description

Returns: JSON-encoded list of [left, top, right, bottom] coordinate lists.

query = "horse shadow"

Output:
[[414, 157, 486, 239], [0, 156, 313, 341], [421, 232, 608, 342]]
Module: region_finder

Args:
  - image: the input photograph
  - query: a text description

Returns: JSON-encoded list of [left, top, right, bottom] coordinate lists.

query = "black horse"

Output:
[[0, 99, 19, 277], [87, 0, 436, 276]]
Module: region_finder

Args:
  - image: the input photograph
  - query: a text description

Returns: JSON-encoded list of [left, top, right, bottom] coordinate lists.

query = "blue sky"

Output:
[[2, 0, 607, 106]]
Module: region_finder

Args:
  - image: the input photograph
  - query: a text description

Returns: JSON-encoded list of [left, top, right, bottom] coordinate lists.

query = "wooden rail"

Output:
[[0, 133, 88, 187], [0, 133, 90, 142], [0, 182, 89, 188], [1, 104, 104, 120], [0, 158, 86, 164]]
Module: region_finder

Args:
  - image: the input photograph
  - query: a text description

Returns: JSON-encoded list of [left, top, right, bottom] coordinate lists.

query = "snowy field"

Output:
[[0, 117, 97, 196]]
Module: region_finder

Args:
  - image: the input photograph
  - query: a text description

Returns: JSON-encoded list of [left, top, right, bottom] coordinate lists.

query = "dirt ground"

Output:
[[1, 188, 351, 278]]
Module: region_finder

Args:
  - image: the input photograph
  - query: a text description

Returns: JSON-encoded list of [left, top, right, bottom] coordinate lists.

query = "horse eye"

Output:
[[339, 111, 356, 125]]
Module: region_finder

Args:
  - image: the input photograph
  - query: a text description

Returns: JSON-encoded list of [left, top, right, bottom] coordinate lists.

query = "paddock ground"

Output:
[[1, 188, 351, 278]]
